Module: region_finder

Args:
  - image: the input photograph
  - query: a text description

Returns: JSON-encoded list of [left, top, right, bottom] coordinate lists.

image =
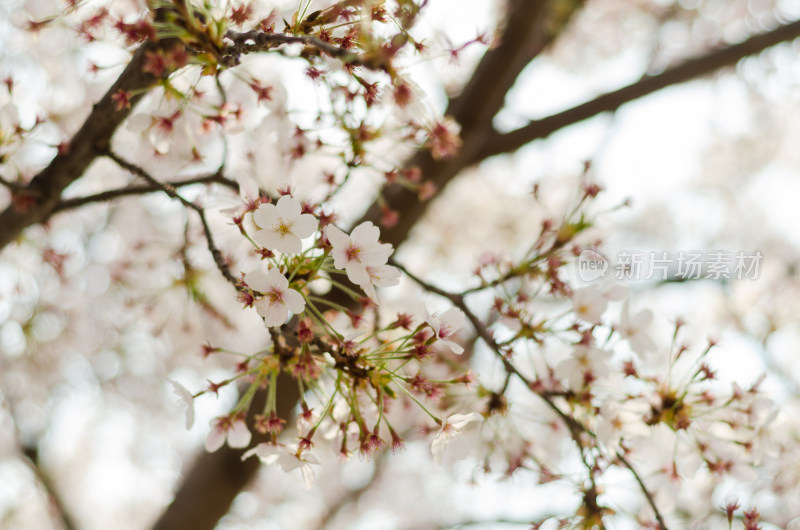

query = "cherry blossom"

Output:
[[243, 443, 320, 489], [244, 268, 306, 326], [431, 412, 482, 463], [616, 300, 656, 356], [169, 380, 195, 429], [554, 345, 613, 390], [219, 174, 263, 218], [427, 117, 462, 160], [361, 264, 402, 301], [206, 416, 252, 452], [326, 222, 399, 299], [571, 285, 609, 324], [594, 397, 649, 450], [252, 195, 318, 254], [425, 306, 466, 354]]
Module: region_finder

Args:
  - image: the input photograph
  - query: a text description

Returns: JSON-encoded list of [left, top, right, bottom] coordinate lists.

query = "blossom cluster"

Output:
[[170, 191, 482, 487]]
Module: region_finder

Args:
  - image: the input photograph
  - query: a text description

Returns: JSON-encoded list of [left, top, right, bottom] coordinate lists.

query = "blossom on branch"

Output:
[[252, 195, 318, 254], [243, 443, 320, 489], [616, 299, 656, 356], [206, 415, 252, 452], [244, 268, 306, 326], [326, 222, 400, 301], [169, 380, 195, 429], [425, 306, 466, 354], [431, 412, 482, 463]]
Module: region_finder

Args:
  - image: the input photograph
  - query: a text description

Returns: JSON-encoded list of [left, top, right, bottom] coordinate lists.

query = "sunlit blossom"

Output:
[[244, 268, 306, 326], [169, 380, 195, 429], [243, 443, 320, 489], [425, 306, 466, 354], [326, 222, 399, 300], [252, 195, 318, 254], [431, 412, 482, 463], [206, 416, 252, 452]]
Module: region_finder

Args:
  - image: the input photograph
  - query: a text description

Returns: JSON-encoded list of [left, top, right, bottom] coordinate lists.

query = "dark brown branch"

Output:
[[476, 17, 800, 161], [356, 0, 583, 247], [222, 30, 379, 69], [53, 172, 237, 212], [0, 35, 180, 252]]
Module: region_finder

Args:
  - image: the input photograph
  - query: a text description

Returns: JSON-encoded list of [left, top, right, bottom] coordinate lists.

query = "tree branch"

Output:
[[53, 171, 237, 212], [222, 30, 382, 70], [105, 151, 240, 288], [0, 35, 179, 252], [396, 261, 668, 530], [476, 17, 800, 161], [357, 0, 583, 247]]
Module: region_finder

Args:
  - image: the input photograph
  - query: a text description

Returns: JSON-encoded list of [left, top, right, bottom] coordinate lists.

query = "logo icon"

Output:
[[578, 250, 608, 282]]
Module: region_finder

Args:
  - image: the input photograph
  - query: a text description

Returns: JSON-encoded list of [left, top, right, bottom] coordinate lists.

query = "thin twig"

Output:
[[105, 150, 240, 289], [53, 171, 237, 212], [395, 261, 668, 529]]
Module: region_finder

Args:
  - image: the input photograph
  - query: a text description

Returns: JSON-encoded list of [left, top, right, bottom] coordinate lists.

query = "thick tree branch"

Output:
[[476, 17, 800, 160], [0, 38, 178, 252], [357, 0, 584, 247]]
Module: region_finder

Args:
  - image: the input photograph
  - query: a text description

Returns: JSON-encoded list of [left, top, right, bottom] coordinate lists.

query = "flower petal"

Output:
[[284, 288, 306, 314], [325, 225, 349, 248], [205, 420, 226, 452], [273, 233, 302, 255], [350, 222, 380, 245], [293, 214, 319, 239], [276, 195, 301, 218], [228, 420, 252, 448], [244, 270, 271, 292], [170, 380, 195, 429], [253, 203, 278, 229], [345, 262, 370, 286], [258, 298, 289, 327]]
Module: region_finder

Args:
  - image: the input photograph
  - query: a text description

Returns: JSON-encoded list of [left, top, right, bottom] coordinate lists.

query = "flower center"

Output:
[[345, 244, 361, 262], [267, 288, 284, 304], [276, 219, 293, 235]]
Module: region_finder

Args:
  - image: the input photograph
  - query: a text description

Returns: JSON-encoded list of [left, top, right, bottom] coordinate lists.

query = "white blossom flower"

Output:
[[219, 174, 262, 218], [617, 300, 656, 356], [325, 222, 398, 299], [252, 195, 318, 254], [554, 345, 613, 390], [127, 111, 180, 154], [595, 397, 649, 450], [361, 264, 401, 301], [431, 412, 482, 463], [169, 380, 195, 429], [245, 268, 306, 326], [206, 416, 252, 452], [426, 307, 466, 354], [572, 285, 609, 324], [243, 443, 320, 489]]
